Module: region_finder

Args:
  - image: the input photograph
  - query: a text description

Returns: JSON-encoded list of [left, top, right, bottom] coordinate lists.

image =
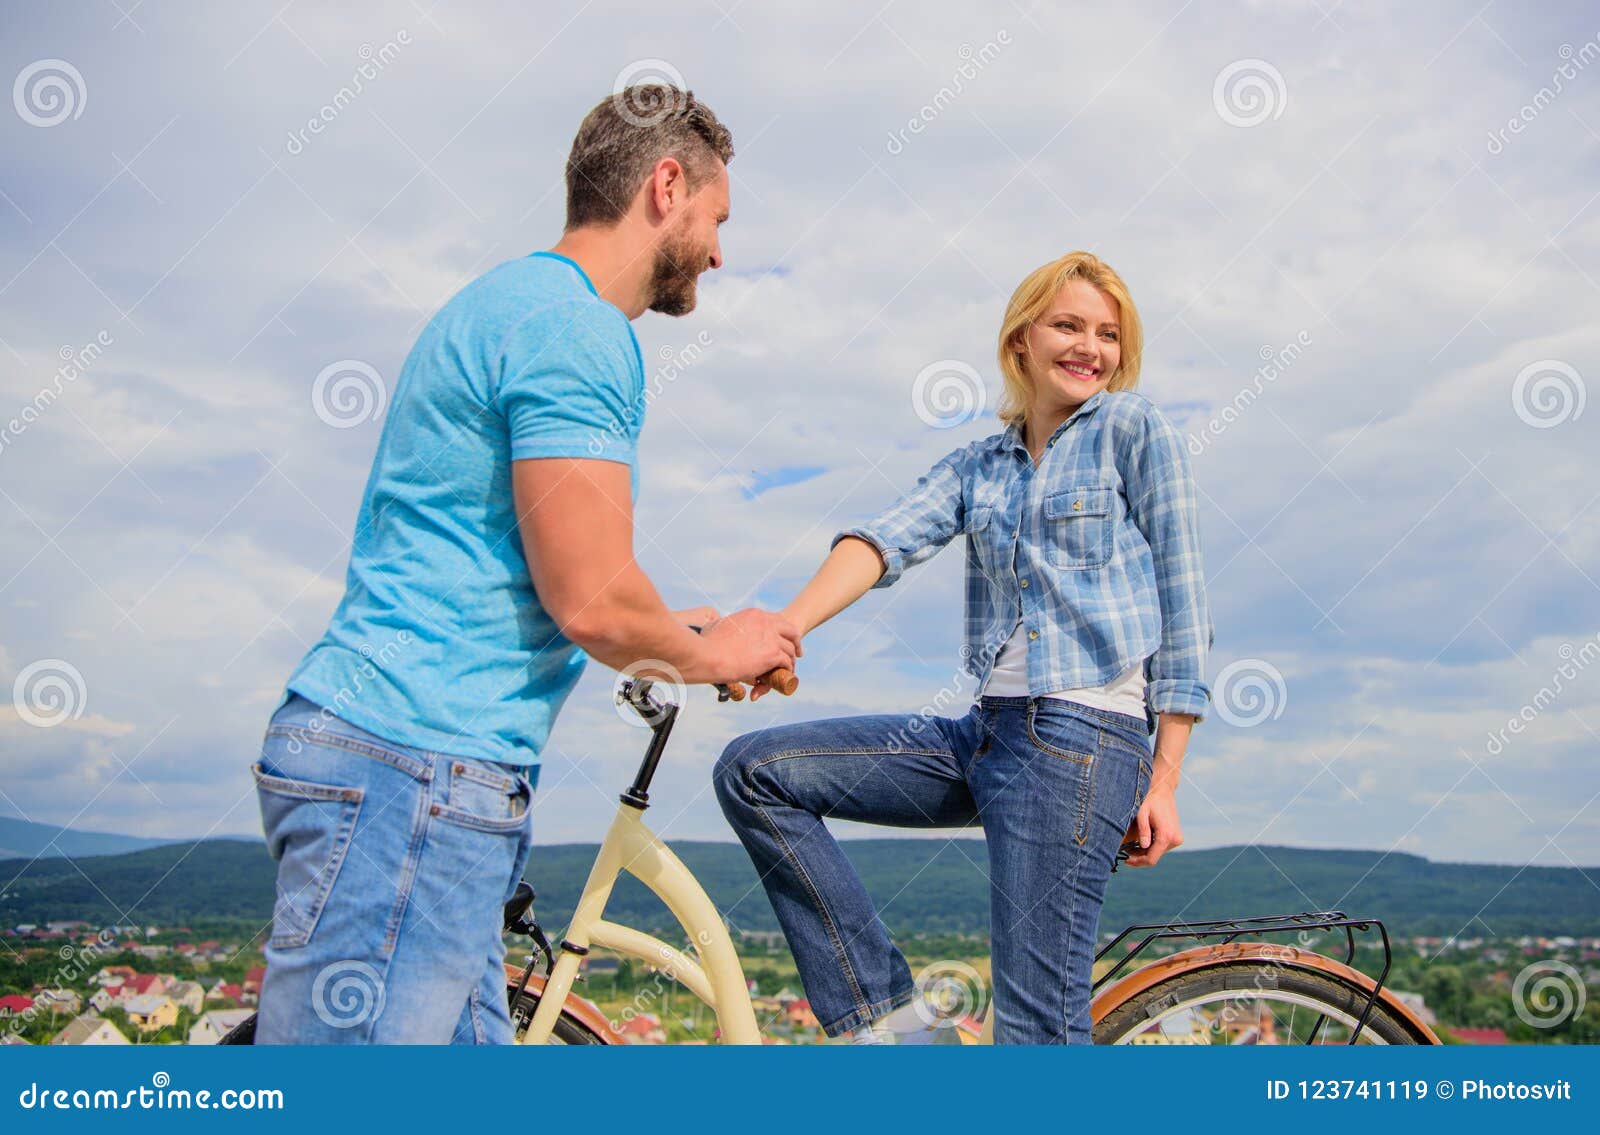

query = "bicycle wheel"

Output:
[[1093, 960, 1432, 1045], [509, 988, 609, 1045], [214, 984, 609, 1045]]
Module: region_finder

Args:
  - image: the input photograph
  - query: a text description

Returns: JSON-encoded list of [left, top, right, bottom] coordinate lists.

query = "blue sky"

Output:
[[1, 1, 1597, 876]]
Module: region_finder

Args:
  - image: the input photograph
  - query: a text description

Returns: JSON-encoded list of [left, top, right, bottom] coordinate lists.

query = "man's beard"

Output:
[[646, 228, 705, 316]]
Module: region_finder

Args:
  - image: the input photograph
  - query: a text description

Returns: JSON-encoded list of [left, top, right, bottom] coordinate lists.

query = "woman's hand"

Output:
[[1122, 781, 1183, 867]]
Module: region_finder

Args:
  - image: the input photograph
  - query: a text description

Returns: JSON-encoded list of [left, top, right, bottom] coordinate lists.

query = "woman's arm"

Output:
[[748, 444, 975, 700], [748, 537, 884, 700], [1123, 711, 1193, 866], [1117, 402, 1213, 866], [783, 536, 886, 636]]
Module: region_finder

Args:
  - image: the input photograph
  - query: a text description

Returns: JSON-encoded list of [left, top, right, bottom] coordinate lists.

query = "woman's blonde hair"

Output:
[[995, 251, 1143, 426]]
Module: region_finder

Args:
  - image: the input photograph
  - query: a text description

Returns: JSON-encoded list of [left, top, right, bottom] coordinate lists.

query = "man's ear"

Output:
[[648, 157, 688, 219]]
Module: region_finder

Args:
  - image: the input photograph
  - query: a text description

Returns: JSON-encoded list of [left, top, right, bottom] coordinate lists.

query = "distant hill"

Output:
[[2, 835, 1597, 939], [0, 815, 194, 861]]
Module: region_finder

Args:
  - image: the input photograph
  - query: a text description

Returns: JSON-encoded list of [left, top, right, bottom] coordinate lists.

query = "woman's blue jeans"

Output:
[[714, 695, 1152, 1044]]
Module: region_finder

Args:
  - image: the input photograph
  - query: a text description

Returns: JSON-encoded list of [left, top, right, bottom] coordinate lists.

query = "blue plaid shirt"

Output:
[[833, 390, 1213, 720]]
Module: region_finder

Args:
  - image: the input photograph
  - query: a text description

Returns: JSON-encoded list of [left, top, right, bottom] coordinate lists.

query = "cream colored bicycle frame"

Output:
[[519, 798, 1001, 1045], [520, 799, 764, 1044]]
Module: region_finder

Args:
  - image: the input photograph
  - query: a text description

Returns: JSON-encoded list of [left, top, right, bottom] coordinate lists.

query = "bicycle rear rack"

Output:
[[1093, 908, 1395, 1044]]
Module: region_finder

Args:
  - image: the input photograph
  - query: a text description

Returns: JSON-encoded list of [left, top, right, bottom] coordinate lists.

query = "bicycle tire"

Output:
[[214, 984, 609, 1045], [1093, 959, 1433, 1045]]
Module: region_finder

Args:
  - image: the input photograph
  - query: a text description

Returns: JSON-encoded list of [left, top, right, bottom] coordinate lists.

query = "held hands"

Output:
[[695, 607, 803, 698], [1121, 775, 1183, 868]]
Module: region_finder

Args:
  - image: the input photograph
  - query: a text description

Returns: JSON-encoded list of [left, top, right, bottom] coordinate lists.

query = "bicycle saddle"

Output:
[[503, 880, 535, 932]]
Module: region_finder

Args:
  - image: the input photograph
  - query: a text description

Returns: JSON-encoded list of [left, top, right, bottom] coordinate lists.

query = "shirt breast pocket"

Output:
[[1044, 486, 1114, 570]]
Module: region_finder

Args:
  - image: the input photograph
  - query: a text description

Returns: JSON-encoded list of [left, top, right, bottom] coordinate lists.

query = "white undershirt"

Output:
[[979, 619, 1148, 720]]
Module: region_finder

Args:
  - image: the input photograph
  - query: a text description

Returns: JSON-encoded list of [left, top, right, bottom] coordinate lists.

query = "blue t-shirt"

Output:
[[286, 252, 645, 777]]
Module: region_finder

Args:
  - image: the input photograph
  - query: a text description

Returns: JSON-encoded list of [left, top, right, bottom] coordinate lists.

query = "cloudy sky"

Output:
[[2, 1, 1597, 881]]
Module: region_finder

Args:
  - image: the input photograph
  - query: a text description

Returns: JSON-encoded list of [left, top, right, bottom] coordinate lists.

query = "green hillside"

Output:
[[2, 837, 1595, 939]]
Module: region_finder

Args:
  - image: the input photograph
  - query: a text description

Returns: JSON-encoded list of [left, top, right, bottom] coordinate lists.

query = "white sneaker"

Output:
[[847, 998, 961, 1045]]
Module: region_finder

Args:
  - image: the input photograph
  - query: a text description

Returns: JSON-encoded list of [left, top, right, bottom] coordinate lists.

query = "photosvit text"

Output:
[[1265, 1079, 1574, 1102]]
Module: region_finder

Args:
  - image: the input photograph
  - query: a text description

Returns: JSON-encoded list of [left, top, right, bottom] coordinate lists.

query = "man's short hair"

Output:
[[564, 86, 734, 230]]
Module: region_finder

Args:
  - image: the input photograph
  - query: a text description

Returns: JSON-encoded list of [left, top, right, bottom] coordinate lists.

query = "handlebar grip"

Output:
[[763, 668, 799, 696]]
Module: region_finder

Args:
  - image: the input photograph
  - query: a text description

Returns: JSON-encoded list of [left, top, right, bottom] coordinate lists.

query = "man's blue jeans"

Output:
[[714, 696, 1152, 1044], [251, 694, 535, 1044]]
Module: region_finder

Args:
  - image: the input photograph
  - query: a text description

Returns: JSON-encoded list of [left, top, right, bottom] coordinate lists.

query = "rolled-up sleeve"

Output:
[[1122, 405, 1213, 720], [831, 444, 969, 589]]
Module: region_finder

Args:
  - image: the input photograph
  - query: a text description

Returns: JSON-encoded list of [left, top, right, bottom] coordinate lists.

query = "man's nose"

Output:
[[708, 242, 723, 271]]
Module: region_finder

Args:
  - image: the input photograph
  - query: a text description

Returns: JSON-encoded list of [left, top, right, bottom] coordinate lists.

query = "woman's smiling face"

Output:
[[1018, 278, 1123, 413]]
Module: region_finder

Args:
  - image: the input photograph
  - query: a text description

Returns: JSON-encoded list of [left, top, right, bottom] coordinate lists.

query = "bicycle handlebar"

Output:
[[686, 624, 799, 701], [720, 667, 798, 701]]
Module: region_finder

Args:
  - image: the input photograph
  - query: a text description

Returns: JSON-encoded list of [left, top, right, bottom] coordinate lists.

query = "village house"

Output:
[[188, 1009, 255, 1045], [0, 994, 36, 1019], [206, 980, 245, 1005], [52, 1013, 130, 1046], [616, 1012, 666, 1044], [88, 986, 121, 1013], [165, 980, 205, 1014], [31, 989, 81, 1016], [783, 999, 819, 1031], [122, 994, 179, 1034]]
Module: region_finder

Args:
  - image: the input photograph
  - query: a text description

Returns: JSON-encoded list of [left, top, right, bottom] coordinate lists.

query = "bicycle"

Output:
[[222, 671, 1440, 1046]]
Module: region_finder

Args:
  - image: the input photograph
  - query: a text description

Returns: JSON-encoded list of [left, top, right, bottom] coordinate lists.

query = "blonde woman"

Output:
[[714, 252, 1212, 1044]]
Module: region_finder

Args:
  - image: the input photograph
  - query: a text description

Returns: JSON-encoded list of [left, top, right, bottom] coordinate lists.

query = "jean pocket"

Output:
[[252, 762, 363, 949], [433, 759, 531, 834], [1025, 701, 1098, 764], [1024, 703, 1099, 844]]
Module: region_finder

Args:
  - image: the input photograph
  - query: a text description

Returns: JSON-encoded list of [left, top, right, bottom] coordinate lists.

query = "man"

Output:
[[253, 87, 800, 1044]]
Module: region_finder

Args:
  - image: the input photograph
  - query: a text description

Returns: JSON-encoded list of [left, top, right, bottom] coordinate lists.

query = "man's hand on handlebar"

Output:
[[698, 608, 802, 692]]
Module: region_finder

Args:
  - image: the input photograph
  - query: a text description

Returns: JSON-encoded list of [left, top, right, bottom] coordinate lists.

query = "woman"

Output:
[[714, 251, 1213, 1044]]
